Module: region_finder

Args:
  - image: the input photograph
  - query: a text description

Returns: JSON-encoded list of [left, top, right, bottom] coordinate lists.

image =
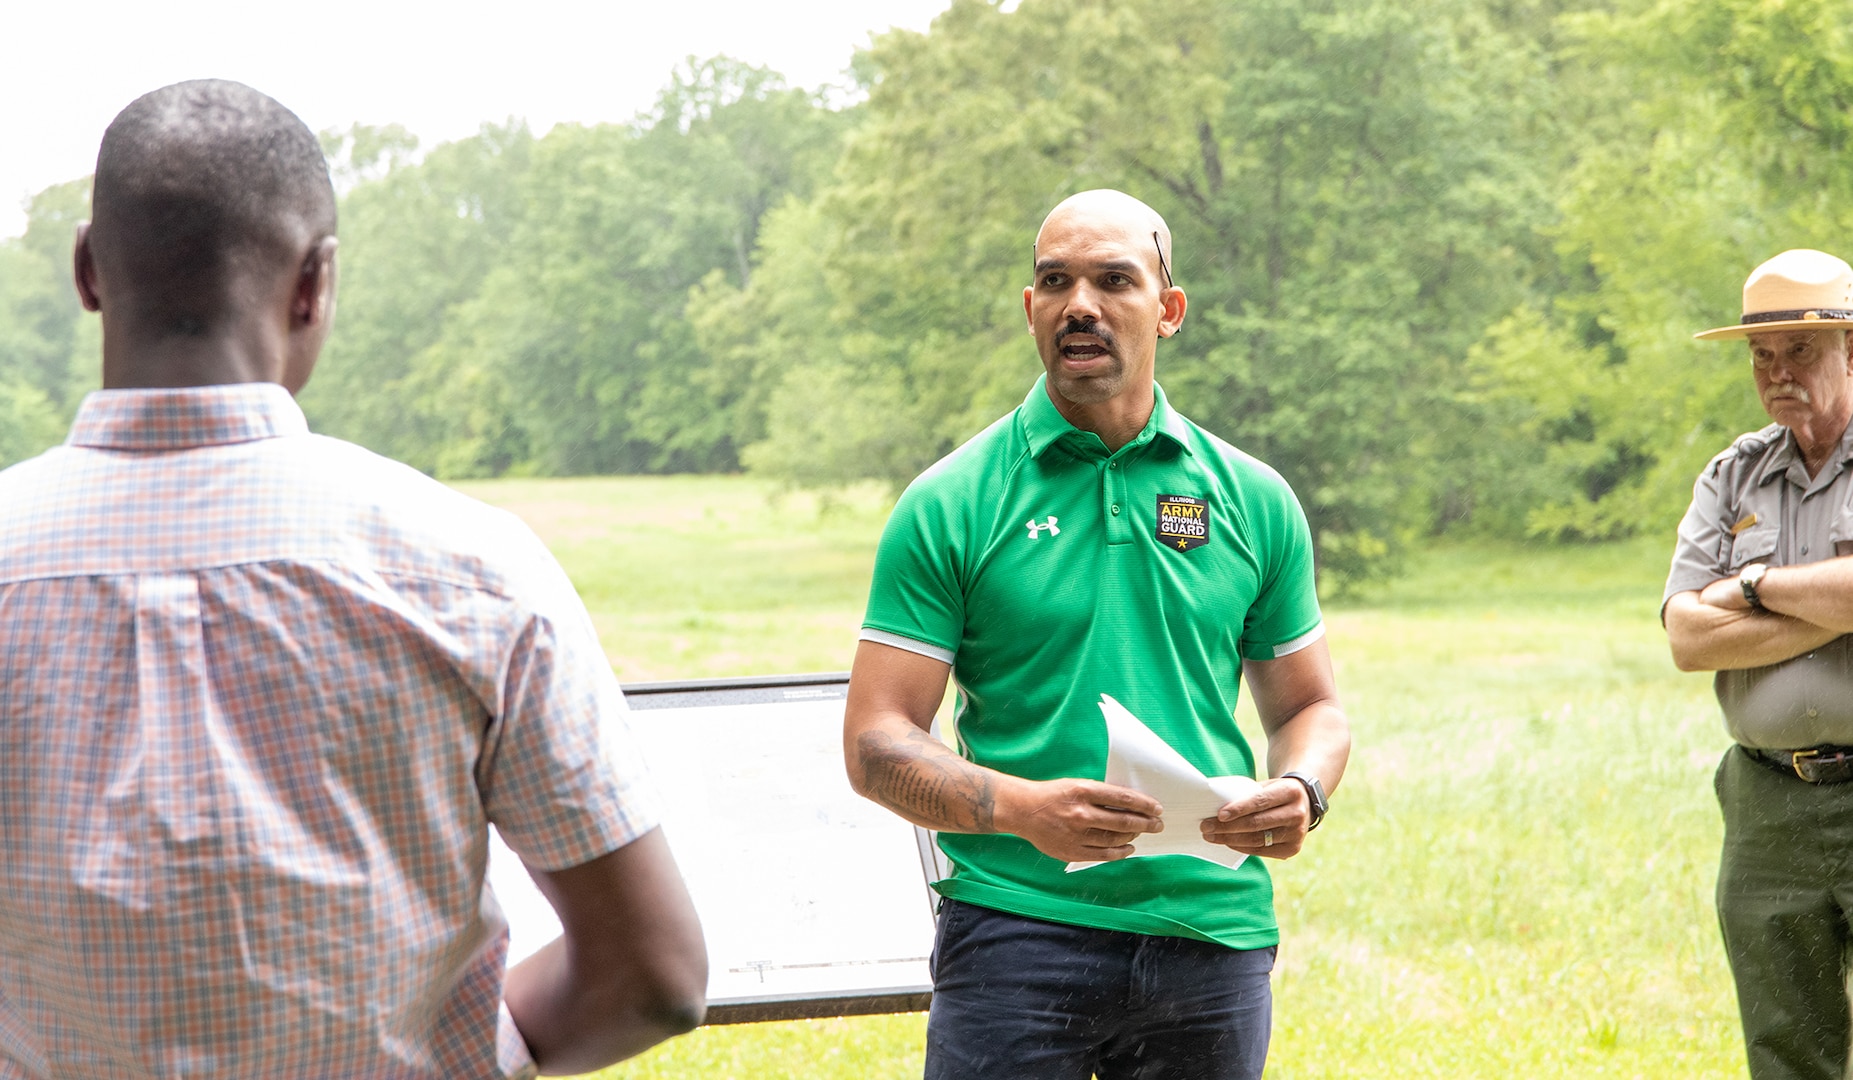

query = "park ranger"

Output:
[[843, 189, 1350, 1079], [1664, 248, 1853, 1080]]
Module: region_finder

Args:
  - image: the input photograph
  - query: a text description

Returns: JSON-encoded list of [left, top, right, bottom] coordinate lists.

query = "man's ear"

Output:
[[1157, 286, 1187, 338], [293, 237, 339, 328], [73, 222, 102, 313], [1023, 285, 1035, 333]]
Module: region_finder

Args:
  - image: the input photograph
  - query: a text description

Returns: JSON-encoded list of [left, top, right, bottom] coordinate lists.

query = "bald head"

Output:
[[1035, 189, 1173, 288], [1023, 190, 1187, 442], [89, 80, 336, 337]]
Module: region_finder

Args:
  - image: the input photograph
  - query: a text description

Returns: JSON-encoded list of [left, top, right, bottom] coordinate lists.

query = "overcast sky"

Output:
[[0, 0, 953, 240]]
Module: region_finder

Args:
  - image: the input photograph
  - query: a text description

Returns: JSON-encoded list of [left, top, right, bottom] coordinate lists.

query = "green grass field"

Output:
[[455, 476, 1744, 1079]]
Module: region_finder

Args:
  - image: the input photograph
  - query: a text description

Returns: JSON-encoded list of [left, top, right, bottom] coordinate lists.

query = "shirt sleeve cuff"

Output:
[[1663, 575, 1719, 608], [1262, 623, 1325, 659], [859, 628, 956, 665]]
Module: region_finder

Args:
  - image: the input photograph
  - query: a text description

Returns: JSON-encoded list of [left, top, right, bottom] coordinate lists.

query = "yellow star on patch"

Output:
[[1176, 539, 1188, 549]]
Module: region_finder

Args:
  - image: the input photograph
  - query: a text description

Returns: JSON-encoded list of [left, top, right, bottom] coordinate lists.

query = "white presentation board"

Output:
[[486, 673, 938, 1024]]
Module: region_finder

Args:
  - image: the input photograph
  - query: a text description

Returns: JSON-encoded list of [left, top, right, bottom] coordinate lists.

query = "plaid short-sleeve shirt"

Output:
[[0, 384, 660, 1079]]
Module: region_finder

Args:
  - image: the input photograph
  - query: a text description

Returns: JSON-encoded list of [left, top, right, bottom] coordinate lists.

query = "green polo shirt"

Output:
[[862, 375, 1323, 949]]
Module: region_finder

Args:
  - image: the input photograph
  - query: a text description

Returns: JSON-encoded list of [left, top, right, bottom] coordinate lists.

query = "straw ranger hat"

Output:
[[1694, 248, 1853, 341]]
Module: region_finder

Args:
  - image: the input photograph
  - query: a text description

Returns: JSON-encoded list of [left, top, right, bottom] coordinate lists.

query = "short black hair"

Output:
[[90, 80, 336, 335]]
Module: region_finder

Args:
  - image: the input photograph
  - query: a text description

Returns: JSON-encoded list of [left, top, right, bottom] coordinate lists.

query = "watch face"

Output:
[[1284, 771, 1326, 817]]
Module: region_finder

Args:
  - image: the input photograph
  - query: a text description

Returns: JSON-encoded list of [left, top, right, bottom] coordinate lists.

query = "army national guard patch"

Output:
[[1156, 494, 1210, 551]]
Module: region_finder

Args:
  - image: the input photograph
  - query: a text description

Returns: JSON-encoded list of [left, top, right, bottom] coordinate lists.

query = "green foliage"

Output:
[[1465, 0, 1853, 538], [494, 57, 846, 475], [0, 180, 94, 404], [296, 120, 535, 474], [0, 178, 96, 466], [318, 122, 422, 194], [302, 58, 847, 478], [704, 0, 1564, 589], [0, 380, 64, 469]]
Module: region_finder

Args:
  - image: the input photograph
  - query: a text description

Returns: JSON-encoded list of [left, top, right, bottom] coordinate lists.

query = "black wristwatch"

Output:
[[1280, 770, 1328, 831], [1739, 562, 1769, 610]]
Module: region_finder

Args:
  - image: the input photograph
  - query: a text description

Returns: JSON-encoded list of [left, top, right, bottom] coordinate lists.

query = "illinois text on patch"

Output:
[[1156, 494, 1210, 551]]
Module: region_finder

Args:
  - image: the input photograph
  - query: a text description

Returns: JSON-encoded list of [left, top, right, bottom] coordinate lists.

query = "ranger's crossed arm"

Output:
[[1665, 558, 1853, 672]]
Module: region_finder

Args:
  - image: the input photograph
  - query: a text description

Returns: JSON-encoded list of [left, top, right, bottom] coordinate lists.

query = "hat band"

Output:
[[1743, 308, 1853, 324]]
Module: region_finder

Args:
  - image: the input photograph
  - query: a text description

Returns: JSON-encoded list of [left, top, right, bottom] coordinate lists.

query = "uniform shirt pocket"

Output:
[[1832, 506, 1853, 558], [1729, 523, 1777, 570]]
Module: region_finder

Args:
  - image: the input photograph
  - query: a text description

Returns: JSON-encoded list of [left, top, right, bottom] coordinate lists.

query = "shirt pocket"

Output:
[[1833, 505, 1853, 558], [1729, 523, 1777, 570]]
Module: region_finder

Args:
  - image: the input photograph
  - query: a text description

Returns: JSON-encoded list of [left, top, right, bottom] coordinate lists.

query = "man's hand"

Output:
[[1199, 779, 1311, 859], [1230, 638, 1348, 861], [505, 828, 707, 1075], [1699, 575, 1753, 611], [994, 777, 1164, 863]]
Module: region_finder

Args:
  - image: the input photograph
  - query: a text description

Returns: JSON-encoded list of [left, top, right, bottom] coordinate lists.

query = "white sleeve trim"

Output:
[[1270, 623, 1326, 659], [859, 628, 956, 665]]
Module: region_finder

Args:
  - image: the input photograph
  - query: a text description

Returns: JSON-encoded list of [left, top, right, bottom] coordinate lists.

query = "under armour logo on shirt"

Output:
[[1026, 516, 1061, 539]]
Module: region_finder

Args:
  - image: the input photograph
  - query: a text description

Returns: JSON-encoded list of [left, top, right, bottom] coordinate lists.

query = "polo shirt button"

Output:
[[1808, 708, 1821, 719], [1110, 504, 1121, 515], [1802, 545, 1810, 555], [1109, 462, 1118, 470]]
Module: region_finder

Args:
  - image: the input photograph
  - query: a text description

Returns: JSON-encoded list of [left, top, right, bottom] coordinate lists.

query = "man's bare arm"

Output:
[[1201, 637, 1349, 859], [1665, 588, 1840, 671], [504, 828, 708, 1075], [844, 639, 1164, 863], [1747, 556, 1853, 634], [854, 721, 1000, 832]]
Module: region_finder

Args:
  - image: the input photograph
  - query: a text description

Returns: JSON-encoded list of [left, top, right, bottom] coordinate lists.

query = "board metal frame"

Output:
[[491, 672, 939, 1026], [623, 672, 935, 1025]]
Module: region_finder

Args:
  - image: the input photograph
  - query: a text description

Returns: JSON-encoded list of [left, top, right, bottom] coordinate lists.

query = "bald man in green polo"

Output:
[[844, 189, 1351, 1079]]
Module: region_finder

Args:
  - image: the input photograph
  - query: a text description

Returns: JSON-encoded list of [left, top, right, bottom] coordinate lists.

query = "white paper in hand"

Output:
[[1065, 694, 1260, 873]]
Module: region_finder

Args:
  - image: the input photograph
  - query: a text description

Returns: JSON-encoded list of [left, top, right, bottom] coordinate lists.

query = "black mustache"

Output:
[[1058, 318, 1115, 349]]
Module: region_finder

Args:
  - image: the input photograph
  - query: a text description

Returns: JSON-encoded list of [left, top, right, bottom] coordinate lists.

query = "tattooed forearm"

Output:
[[856, 726, 996, 833]]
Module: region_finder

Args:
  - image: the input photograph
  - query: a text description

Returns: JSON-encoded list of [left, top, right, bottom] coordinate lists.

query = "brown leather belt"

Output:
[[1743, 745, 1853, 784]]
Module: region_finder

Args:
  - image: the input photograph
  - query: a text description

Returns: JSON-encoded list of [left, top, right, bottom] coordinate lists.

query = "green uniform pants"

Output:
[[1717, 746, 1853, 1080]]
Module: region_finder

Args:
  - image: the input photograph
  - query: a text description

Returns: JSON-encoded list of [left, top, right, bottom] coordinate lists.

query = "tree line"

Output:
[[0, 0, 1845, 588]]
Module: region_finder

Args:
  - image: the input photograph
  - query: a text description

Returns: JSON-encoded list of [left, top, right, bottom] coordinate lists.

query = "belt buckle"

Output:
[[1791, 749, 1853, 783]]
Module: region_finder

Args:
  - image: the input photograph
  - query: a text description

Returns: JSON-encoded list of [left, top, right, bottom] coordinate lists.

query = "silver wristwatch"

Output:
[[1739, 562, 1769, 609]]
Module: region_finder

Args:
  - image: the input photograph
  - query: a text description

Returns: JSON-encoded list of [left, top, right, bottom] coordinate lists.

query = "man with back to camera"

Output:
[[843, 189, 1351, 1078], [0, 80, 706, 1078], [1665, 248, 1853, 1080]]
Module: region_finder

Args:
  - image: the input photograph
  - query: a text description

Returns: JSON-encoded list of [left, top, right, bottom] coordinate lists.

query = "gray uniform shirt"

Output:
[[1664, 420, 1853, 748]]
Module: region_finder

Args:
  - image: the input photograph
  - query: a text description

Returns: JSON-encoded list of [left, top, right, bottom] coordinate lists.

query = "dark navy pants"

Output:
[[925, 898, 1276, 1080]]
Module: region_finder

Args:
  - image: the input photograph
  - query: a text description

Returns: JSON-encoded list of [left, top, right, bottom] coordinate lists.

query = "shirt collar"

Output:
[[1753, 428, 1797, 488], [66, 383, 310, 451], [1019, 374, 1193, 460], [1754, 419, 1853, 492]]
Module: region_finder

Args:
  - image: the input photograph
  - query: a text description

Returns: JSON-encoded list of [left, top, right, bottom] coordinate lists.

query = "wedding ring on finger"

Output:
[[1263, 830, 1274, 847]]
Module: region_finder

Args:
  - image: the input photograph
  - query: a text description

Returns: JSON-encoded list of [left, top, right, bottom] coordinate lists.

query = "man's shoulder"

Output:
[[1169, 410, 1300, 503], [897, 408, 1027, 503], [1705, 422, 1786, 479], [292, 435, 559, 590], [0, 442, 67, 493]]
